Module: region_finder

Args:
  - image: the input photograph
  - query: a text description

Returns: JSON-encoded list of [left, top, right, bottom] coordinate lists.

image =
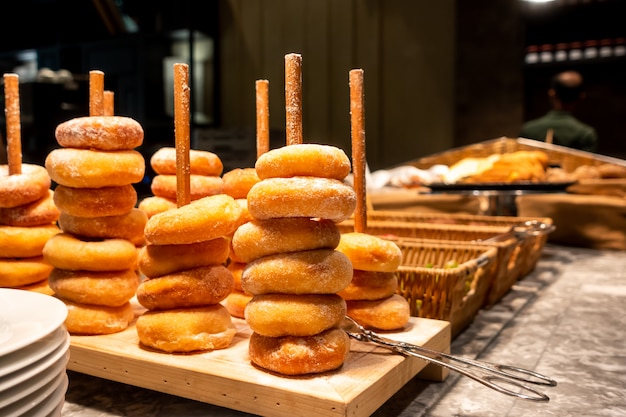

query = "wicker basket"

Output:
[[406, 137, 626, 172], [360, 210, 553, 280], [338, 218, 532, 307], [391, 240, 498, 338]]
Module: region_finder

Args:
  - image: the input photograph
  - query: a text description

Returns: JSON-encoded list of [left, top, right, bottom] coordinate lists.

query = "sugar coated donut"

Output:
[[338, 270, 399, 301], [0, 190, 60, 227], [248, 328, 350, 375], [138, 238, 230, 278], [247, 177, 356, 222], [245, 294, 346, 337], [53, 184, 137, 218], [347, 294, 410, 331], [222, 168, 260, 199], [49, 268, 140, 307], [336, 232, 402, 272], [241, 249, 353, 295], [63, 300, 135, 335], [43, 233, 138, 271], [46, 148, 145, 188], [136, 304, 236, 352], [234, 198, 254, 225], [58, 208, 147, 246], [144, 194, 244, 245], [231, 218, 341, 263], [0, 256, 54, 287], [223, 290, 251, 319], [0, 164, 51, 208], [150, 147, 223, 176], [137, 265, 233, 310], [138, 196, 177, 218], [0, 224, 61, 258], [255, 144, 351, 180], [151, 174, 223, 200], [55, 116, 144, 150]]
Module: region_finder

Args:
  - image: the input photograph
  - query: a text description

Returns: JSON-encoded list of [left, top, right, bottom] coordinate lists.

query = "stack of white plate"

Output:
[[0, 288, 69, 417]]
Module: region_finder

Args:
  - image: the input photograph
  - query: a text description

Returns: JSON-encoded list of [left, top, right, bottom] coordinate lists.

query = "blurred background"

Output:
[[0, 0, 624, 176]]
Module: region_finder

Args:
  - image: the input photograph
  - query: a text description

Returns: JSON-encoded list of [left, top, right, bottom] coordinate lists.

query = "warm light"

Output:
[[522, 0, 556, 3]]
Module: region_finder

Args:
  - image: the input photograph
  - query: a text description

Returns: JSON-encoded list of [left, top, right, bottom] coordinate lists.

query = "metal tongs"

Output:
[[341, 316, 557, 402]]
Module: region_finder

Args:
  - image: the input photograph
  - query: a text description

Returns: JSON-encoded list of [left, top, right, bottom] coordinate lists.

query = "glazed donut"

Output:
[[0, 190, 60, 227], [337, 270, 399, 301], [247, 177, 357, 222], [63, 300, 135, 335], [58, 208, 147, 247], [49, 268, 140, 307], [45, 148, 145, 188], [346, 294, 410, 331], [222, 168, 260, 199], [227, 261, 246, 292], [138, 196, 177, 218], [18, 278, 54, 296], [0, 164, 51, 208], [231, 218, 341, 263], [150, 147, 223, 176], [336, 232, 402, 272], [136, 304, 237, 352], [144, 194, 244, 245], [53, 184, 137, 218], [0, 256, 54, 287], [151, 174, 223, 200], [248, 327, 350, 375], [223, 290, 252, 319], [245, 294, 346, 337], [43, 233, 138, 272], [255, 144, 351, 180], [55, 116, 144, 150], [0, 224, 61, 258], [138, 238, 230, 278], [241, 249, 353, 295], [136, 265, 234, 310]]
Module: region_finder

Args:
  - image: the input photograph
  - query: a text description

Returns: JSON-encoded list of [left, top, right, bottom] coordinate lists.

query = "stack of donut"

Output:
[[43, 114, 146, 335], [0, 166, 60, 294], [135, 193, 244, 353], [138, 147, 224, 218], [336, 232, 411, 331], [231, 143, 357, 375], [221, 167, 260, 318]]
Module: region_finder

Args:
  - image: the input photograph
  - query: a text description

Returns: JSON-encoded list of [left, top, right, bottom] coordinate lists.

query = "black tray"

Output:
[[426, 181, 576, 192]]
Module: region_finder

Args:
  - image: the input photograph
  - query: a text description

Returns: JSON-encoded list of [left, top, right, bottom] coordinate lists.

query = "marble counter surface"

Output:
[[61, 245, 626, 417]]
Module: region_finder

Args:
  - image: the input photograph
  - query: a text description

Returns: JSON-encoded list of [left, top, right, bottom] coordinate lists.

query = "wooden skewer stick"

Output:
[[545, 128, 554, 145], [89, 70, 105, 117], [256, 79, 270, 158], [350, 69, 367, 233], [103, 90, 114, 116], [4, 73, 22, 175], [285, 53, 303, 146], [174, 63, 191, 207]]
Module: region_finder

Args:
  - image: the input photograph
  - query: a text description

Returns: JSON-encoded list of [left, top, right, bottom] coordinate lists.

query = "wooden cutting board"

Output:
[[68, 303, 450, 417]]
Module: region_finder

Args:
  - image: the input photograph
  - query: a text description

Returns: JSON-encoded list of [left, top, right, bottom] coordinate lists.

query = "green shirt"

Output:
[[520, 110, 598, 152]]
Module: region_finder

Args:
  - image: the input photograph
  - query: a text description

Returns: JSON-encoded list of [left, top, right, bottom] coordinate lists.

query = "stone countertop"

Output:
[[61, 245, 626, 417]]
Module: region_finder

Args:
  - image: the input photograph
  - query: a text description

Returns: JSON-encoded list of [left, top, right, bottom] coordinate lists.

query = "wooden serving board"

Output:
[[68, 303, 450, 417]]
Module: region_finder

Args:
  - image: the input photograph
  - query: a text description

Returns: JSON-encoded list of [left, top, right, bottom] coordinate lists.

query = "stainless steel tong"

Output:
[[341, 316, 557, 402]]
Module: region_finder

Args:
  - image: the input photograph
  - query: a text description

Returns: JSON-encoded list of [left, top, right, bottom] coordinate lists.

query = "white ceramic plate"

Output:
[[0, 289, 67, 357], [0, 325, 67, 378], [0, 333, 69, 392], [0, 346, 68, 408], [30, 372, 68, 417], [0, 368, 67, 417]]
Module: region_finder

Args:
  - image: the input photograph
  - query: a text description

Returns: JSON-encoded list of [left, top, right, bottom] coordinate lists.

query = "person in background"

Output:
[[520, 70, 598, 152]]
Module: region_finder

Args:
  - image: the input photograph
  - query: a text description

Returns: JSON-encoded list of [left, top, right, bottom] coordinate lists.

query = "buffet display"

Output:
[[12, 50, 626, 414]]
